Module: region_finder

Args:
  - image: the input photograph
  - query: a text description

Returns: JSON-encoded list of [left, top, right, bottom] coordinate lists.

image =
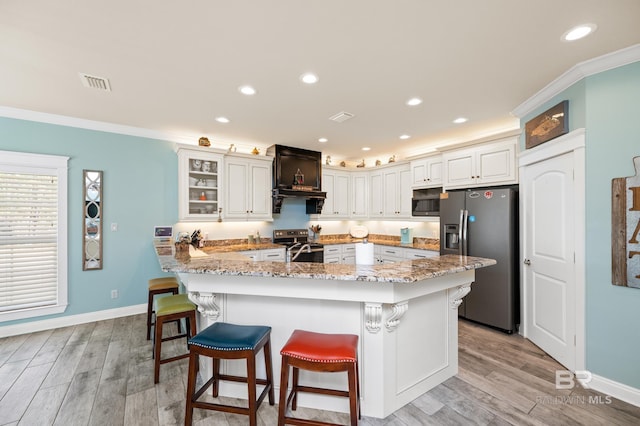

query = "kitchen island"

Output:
[[157, 247, 495, 418]]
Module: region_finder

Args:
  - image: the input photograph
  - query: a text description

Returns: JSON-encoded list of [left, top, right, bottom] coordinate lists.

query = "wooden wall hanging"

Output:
[[612, 156, 640, 287]]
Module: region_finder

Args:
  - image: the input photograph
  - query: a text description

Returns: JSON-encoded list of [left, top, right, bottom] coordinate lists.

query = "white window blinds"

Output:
[[0, 150, 68, 322], [0, 173, 59, 312]]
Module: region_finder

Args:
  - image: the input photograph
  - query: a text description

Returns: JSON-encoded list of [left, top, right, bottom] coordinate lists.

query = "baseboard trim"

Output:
[[590, 374, 640, 408], [0, 304, 147, 338]]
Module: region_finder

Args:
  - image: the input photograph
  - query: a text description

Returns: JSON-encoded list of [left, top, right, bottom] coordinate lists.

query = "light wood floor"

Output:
[[1, 314, 639, 425]]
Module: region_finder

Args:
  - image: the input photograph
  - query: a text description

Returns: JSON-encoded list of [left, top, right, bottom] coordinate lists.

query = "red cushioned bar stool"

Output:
[[278, 330, 360, 426], [146, 276, 180, 340], [184, 322, 275, 426]]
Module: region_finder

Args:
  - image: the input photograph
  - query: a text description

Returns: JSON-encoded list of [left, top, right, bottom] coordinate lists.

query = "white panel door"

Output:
[[523, 151, 575, 370], [250, 162, 271, 217]]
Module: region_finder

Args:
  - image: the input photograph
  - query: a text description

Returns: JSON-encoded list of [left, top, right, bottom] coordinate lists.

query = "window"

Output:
[[0, 150, 68, 322]]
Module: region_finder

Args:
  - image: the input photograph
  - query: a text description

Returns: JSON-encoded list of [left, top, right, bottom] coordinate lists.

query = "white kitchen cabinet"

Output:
[[350, 173, 368, 218], [404, 248, 439, 260], [369, 170, 384, 218], [225, 154, 273, 221], [177, 146, 224, 221], [374, 245, 404, 264], [411, 155, 443, 188], [342, 244, 356, 264], [442, 138, 518, 189], [321, 169, 351, 218], [370, 163, 411, 219], [383, 164, 412, 218], [240, 248, 285, 262], [323, 245, 342, 264]]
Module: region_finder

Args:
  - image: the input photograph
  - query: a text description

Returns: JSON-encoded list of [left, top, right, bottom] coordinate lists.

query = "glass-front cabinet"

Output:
[[177, 146, 224, 221]]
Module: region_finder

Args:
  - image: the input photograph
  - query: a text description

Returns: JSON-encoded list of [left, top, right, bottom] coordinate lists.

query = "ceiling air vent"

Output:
[[328, 111, 355, 123], [79, 73, 112, 91]]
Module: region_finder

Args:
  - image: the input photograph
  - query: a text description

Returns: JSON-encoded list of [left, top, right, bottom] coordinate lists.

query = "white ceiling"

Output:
[[1, 1, 639, 163]]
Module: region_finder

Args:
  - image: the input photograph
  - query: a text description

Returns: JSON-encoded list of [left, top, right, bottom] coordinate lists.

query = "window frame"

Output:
[[0, 150, 69, 322]]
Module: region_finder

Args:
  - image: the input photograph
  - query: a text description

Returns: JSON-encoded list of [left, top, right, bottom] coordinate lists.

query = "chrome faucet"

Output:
[[286, 242, 301, 263], [286, 242, 311, 263]]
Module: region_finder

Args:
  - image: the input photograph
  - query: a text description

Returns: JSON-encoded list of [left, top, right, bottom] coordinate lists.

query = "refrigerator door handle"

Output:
[[462, 209, 469, 256], [458, 209, 464, 255]]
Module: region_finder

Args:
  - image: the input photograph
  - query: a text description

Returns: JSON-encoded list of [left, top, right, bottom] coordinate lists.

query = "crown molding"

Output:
[[512, 43, 640, 118], [0, 105, 197, 145]]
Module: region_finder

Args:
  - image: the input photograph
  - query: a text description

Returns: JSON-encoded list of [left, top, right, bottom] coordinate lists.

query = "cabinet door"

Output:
[[427, 158, 443, 186], [225, 160, 249, 218], [334, 173, 351, 217], [178, 148, 223, 221], [398, 167, 413, 217], [320, 172, 336, 218], [261, 248, 285, 262], [476, 142, 516, 185], [369, 171, 384, 217], [351, 173, 368, 218], [443, 151, 476, 188], [383, 169, 398, 216], [249, 162, 272, 218], [411, 160, 428, 186]]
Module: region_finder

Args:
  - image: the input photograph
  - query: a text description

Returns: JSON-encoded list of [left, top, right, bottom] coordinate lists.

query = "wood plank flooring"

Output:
[[1, 315, 639, 425]]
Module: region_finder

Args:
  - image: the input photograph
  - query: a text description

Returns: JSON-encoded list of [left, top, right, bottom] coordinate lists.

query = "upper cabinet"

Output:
[[225, 154, 273, 221], [411, 155, 442, 188], [177, 146, 224, 221], [350, 173, 368, 218], [371, 163, 412, 219], [442, 137, 518, 189], [321, 168, 351, 218]]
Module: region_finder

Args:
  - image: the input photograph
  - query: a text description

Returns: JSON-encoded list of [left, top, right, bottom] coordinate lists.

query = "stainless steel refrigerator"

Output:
[[440, 187, 519, 333]]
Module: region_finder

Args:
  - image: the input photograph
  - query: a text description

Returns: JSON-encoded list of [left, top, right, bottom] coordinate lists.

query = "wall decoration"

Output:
[[612, 156, 640, 288], [525, 100, 569, 149], [83, 170, 103, 270]]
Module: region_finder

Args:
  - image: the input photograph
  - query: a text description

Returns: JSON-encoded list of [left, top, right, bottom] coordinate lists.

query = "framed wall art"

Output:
[[525, 100, 569, 149]]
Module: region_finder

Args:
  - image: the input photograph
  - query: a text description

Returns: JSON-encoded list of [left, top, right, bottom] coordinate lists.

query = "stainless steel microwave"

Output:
[[411, 188, 441, 216]]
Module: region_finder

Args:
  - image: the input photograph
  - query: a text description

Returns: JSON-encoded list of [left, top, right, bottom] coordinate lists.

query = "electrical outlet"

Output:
[[111, 223, 118, 231], [111, 289, 118, 299]]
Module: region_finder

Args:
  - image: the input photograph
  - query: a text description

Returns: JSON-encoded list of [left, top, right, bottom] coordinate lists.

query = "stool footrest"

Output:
[[159, 353, 189, 365], [292, 385, 350, 398]]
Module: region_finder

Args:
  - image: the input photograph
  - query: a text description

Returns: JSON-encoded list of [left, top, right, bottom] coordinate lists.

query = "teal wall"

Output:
[[0, 117, 179, 326], [520, 61, 640, 389], [584, 61, 640, 388]]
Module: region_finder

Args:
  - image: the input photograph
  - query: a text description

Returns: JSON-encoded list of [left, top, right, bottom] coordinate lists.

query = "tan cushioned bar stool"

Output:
[[147, 276, 180, 340]]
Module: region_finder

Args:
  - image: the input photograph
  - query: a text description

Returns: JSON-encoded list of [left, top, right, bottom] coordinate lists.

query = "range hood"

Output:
[[267, 144, 326, 214]]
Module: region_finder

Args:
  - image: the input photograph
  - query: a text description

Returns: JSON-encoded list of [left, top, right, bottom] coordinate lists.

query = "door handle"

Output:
[[524, 259, 531, 265]]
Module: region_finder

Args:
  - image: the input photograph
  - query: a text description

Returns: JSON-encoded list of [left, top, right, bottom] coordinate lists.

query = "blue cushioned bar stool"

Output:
[[184, 322, 275, 426]]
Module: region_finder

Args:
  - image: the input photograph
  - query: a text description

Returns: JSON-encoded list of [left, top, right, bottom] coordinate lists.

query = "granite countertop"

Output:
[[319, 234, 440, 251], [156, 246, 495, 283]]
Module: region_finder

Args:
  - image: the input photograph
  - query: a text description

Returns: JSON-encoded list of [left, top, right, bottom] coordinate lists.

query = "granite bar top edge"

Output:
[[157, 250, 496, 283]]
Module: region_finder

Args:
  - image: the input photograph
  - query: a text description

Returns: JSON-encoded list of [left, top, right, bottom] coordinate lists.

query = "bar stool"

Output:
[[278, 330, 360, 426], [153, 293, 197, 384], [147, 276, 180, 340], [184, 322, 275, 426]]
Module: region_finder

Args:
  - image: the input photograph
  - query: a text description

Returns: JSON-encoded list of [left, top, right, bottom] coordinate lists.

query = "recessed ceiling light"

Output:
[[362, 147, 371, 151], [406, 97, 422, 106], [562, 23, 597, 41], [238, 85, 256, 95], [318, 138, 328, 143], [400, 134, 411, 140], [215, 116, 230, 124], [453, 117, 468, 124], [300, 73, 319, 84]]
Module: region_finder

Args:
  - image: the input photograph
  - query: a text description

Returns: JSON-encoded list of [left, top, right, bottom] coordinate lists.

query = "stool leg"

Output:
[[172, 288, 182, 334], [291, 367, 299, 410], [154, 316, 164, 384], [263, 339, 275, 405], [277, 357, 290, 426], [212, 358, 220, 397], [348, 364, 358, 426], [146, 291, 154, 340], [184, 351, 198, 426], [247, 353, 258, 426]]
